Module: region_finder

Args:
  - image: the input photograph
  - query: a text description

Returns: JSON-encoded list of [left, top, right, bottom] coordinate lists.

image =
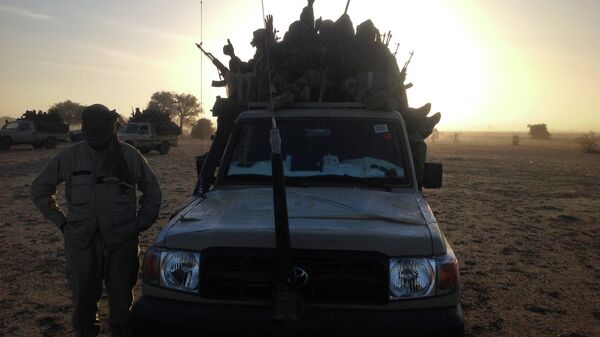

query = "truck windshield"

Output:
[[120, 123, 139, 134], [3, 122, 19, 130], [223, 118, 409, 185]]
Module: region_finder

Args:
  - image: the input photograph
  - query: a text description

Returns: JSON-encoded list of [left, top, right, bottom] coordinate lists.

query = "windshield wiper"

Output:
[[225, 174, 396, 191], [224, 174, 308, 187], [342, 175, 393, 192], [304, 174, 393, 192]]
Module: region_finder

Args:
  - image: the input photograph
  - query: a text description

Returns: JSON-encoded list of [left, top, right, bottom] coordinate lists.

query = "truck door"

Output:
[[15, 122, 33, 144], [138, 124, 151, 145]]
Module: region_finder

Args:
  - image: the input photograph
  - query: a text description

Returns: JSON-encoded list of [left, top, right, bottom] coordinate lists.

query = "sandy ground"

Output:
[[0, 134, 598, 337]]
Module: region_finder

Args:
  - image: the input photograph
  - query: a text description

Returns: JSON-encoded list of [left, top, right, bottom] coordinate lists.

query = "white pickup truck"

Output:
[[131, 104, 464, 337], [118, 122, 178, 155], [0, 120, 69, 150]]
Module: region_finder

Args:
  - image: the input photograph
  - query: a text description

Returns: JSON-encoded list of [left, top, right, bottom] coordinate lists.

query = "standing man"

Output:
[[31, 104, 162, 337]]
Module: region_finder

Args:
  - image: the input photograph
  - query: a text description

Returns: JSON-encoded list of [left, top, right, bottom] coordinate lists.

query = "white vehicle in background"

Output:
[[118, 122, 178, 155], [0, 119, 69, 150]]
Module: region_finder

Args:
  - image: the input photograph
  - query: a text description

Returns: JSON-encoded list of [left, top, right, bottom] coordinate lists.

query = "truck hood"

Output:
[[163, 188, 433, 256]]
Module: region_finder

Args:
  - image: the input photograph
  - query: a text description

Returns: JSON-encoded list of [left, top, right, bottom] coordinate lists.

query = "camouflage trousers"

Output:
[[65, 230, 139, 335]]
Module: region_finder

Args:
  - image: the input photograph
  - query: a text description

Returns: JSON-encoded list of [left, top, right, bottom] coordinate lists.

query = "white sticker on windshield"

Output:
[[373, 124, 389, 134]]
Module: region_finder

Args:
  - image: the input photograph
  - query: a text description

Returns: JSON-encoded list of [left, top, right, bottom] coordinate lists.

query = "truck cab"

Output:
[[118, 122, 177, 155], [132, 104, 463, 337], [0, 120, 68, 150]]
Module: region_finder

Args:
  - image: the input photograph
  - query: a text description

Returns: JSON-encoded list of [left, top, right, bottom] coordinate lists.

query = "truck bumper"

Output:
[[131, 295, 464, 337]]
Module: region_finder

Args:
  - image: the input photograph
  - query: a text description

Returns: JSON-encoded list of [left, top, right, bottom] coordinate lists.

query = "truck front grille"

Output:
[[200, 248, 389, 305]]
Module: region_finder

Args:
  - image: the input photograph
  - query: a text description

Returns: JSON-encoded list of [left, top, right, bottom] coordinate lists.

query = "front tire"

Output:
[[44, 137, 57, 149], [158, 141, 170, 155], [0, 137, 11, 150]]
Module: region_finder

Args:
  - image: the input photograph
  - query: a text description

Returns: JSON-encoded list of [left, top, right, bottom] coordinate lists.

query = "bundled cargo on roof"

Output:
[[20, 110, 69, 133], [128, 108, 181, 136], [198, 0, 440, 137]]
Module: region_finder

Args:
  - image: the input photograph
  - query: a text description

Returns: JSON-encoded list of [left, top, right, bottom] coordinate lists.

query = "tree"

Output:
[[147, 91, 176, 117], [173, 93, 202, 130], [147, 91, 202, 130], [129, 107, 181, 135], [191, 118, 215, 140], [48, 100, 85, 126], [527, 124, 551, 140]]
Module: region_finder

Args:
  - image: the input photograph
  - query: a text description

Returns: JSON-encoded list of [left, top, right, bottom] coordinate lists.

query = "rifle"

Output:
[[401, 51, 414, 76], [400, 51, 414, 89], [195, 42, 229, 87]]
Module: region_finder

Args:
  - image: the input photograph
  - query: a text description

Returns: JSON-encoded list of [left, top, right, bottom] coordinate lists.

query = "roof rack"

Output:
[[247, 102, 365, 110]]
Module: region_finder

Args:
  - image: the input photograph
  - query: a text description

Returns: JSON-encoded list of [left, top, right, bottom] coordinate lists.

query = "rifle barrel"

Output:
[[344, 0, 351, 14]]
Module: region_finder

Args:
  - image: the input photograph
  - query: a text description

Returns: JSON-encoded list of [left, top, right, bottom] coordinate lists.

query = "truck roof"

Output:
[[237, 102, 403, 121]]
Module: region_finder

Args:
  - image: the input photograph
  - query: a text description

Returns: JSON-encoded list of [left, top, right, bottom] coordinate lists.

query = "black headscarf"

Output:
[[81, 104, 133, 186]]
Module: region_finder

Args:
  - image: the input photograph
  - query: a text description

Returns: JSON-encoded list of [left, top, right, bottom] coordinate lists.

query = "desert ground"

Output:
[[0, 134, 598, 337]]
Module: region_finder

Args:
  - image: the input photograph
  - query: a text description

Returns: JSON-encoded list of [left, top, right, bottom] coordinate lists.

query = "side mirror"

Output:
[[422, 162, 443, 189], [195, 153, 208, 177]]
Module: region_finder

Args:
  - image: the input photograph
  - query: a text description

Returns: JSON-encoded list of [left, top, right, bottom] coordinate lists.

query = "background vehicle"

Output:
[[118, 122, 178, 155], [131, 105, 463, 337], [0, 118, 68, 150], [68, 129, 83, 142]]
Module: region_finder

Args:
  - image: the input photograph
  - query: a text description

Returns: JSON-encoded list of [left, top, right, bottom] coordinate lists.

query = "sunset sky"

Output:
[[1, 0, 598, 131]]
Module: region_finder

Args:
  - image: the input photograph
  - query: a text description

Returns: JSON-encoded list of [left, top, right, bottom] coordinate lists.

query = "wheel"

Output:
[[0, 137, 11, 150], [33, 142, 44, 149], [158, 141, 170, 155], [44, 137, 57, 149]]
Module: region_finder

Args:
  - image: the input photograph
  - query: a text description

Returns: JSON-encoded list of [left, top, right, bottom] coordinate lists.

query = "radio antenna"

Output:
[[260, 0, 274, 117], [200, 0, 204, 151], [200, 1, 204, 110], [260, 0, 300, 322]]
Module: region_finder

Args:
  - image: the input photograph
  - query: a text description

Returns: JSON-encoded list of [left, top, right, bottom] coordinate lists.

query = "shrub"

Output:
[[512, 134, 520, 146], [575, 131, 599, 154], [429, 128, 439, 143], [191, 118, 215, 140]]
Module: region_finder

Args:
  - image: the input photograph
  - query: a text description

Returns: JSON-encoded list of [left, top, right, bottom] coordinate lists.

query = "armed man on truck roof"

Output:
[[31, 104, 162, 337]]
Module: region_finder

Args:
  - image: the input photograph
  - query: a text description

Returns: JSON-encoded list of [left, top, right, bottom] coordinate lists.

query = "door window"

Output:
[[139, 125, 149, 135]]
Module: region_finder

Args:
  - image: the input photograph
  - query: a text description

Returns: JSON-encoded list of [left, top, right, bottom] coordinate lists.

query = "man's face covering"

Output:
[[81, 104, 117, 150]]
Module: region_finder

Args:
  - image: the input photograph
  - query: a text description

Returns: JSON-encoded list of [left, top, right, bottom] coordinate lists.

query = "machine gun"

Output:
[[195, 42, 229, 87], [401, 51, 414, 89]]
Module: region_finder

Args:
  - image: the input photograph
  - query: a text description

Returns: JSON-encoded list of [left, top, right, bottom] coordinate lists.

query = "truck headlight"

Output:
[[389, 258, 435, 299], [160, 251, 201, 293]]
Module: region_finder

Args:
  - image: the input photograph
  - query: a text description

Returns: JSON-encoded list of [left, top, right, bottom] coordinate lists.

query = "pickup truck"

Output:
[[118, 122, 178, 155], [0, 120, 68, 150], [132, 104, 464, 337]]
